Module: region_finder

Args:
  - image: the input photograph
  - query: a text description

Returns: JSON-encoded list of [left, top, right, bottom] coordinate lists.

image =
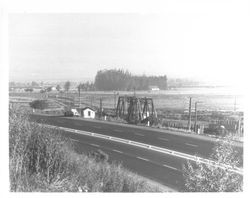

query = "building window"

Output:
[[88, 111, 91, 116]]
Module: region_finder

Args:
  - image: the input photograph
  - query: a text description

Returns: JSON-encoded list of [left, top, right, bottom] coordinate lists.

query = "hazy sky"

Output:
[[9, 1, 249, 85]]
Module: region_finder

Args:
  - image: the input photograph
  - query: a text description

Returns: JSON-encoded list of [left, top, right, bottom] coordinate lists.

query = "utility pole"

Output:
[[188, 97, 192, 131], [78, 84, 81, 108], [237, 117, 241, 136], [194, 101, 201, 133], [114, 91, 116, 109], [194, 102, 198, 133], [100, 98, 103, 117], [113, 91, 119, 110]]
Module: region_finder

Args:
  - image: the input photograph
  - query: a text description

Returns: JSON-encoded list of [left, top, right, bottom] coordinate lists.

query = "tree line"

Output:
[[77, 81, 95, 92], [94, 69, 167, 91]]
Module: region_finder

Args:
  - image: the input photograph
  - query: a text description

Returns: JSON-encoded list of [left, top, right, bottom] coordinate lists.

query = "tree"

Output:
[[182, 136, 243, 192], [29, 100, 48, 110], [46, 87, 52, 92], [94, 69, 131, 91], [77, 84, 81, 92], [9, 81, 16, 87], [56, 85, 61, 91], [94, 69, 168, 91], [64, 81, 71, 92], [31, 81, 39, 87], [24, 88, 33, 92]]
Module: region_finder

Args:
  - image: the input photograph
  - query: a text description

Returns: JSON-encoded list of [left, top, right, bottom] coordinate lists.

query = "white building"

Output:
[[149, 86, 160, 91], [78, 107, 96, 119], [51, 86, 57, 91]]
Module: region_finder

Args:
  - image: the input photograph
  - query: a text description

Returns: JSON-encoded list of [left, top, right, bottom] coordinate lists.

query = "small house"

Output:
[[148, 86, 160, 91], [77, 107, 96, 119], [51, 86, 57, 91]]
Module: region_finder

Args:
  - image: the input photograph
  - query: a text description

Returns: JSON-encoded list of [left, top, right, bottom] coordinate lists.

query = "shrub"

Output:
[[182, 136, 243, 192], [88, 149, 109, 163], [29, 100, 48, 110], [24, 88, 33, 92]]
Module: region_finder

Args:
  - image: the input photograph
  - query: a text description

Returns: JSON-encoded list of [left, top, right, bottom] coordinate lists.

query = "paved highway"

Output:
[[59, 129, 186, 191], [30, 114, 243, 166]]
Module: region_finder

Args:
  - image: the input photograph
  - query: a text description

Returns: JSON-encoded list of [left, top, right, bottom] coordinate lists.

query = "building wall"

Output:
[[83, 109, 95, 118], [149, 86, 160, 91]]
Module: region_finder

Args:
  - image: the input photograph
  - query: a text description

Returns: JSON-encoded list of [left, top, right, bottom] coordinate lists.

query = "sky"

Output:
[[8, 1, 249, 86]]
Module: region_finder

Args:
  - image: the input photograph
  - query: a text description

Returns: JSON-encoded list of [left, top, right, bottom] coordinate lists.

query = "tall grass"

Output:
[[9, 106, 162, 192]]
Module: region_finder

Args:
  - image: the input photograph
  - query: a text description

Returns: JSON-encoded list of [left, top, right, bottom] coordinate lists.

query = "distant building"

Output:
[[9, 86, 42, 92], [51, 86, 57, 91], [77, 107, 96, 119], [148, 86, 160, 91], [33, 87, 43, 92]]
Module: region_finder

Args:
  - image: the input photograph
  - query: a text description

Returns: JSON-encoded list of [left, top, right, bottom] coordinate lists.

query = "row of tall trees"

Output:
[[94, 69, 167, 91], [77, 81, 95, 92], [94, 69, 131, 91]]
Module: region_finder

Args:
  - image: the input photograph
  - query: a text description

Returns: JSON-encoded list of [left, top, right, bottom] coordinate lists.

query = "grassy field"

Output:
[[10, 87, 243, 112]]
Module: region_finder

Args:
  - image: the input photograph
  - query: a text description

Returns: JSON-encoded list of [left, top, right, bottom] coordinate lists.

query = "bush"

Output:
[[182, 136, 243, 192], [88, 149, 109, 163], [29, 100, 48, 110], [24, 88, 33, 92]]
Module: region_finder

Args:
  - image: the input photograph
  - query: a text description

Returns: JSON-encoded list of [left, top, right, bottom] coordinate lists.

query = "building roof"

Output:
[[78, 107, 96, 112]]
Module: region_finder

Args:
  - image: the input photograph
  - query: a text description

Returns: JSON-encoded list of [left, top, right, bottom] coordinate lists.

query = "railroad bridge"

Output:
[[116, 96, 157, 124]]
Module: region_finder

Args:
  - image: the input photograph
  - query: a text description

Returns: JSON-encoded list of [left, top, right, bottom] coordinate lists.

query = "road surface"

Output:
[[30, 114, 243, 166], [29, 114, 243, 190]]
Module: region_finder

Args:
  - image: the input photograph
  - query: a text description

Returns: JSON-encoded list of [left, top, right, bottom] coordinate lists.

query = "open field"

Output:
[[9, 87, 244, 112]]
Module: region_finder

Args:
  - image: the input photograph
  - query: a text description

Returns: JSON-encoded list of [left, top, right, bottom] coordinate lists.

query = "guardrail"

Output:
[[43, 124, 243, 175]]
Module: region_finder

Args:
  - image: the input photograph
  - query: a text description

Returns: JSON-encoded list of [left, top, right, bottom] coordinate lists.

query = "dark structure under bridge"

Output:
[[116, 96, 157, 124]]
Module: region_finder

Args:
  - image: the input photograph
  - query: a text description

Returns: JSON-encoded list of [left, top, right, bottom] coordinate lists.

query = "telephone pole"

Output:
[[113, 91, 119, 110], [188, 97, 192, 131], [194, 101, 201, 133], [114, 91, 116, 109], [78, 84, 81, 108], [99, 98, 103, 117]]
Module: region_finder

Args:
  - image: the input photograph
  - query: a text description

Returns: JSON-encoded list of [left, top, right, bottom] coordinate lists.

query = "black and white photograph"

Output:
[[1, 0, 249, 195]]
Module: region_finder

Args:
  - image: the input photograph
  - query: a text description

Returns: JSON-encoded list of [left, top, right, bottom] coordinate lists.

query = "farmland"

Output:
[[9, 86, 244, 137], [9, 87, 243, 112]]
